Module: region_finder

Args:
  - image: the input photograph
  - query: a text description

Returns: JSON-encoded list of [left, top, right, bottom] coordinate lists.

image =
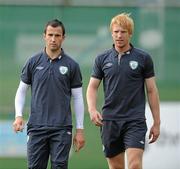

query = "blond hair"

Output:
[[110, 13, 134, 35]]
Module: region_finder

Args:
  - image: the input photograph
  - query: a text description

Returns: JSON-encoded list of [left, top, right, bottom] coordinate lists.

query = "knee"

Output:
[[28, 162, 47, 169], [51, 161, 68, 169], [128, 161, 142, 169]]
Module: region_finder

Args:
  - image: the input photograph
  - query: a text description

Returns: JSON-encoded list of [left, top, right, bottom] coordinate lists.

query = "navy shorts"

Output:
[[27, 128, 72, 169], [101, 120, 147, 158]]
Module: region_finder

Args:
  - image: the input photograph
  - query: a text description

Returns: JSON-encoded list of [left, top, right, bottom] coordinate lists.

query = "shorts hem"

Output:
[[104, 149, 125, 158]]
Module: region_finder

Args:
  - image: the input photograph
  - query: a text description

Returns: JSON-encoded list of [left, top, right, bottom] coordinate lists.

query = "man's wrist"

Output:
[[76, 128, 84, 134], [15, 115, 23, 119]]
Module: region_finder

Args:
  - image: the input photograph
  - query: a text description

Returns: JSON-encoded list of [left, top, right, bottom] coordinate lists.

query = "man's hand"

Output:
[[13, 116, 24, 133], [149, 123, 160, 144], [73, 129, 85, 152], [90, 110, 103, 127]]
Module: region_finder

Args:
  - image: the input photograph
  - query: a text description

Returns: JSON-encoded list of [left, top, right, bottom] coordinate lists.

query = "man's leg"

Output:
[[27, 132, 49, 169], [126, 148, 144, 169], [123, 120, 147, 169], [49, 129, 72, 169], [106, 152, 125, 169], [101, 121, 126, 169]]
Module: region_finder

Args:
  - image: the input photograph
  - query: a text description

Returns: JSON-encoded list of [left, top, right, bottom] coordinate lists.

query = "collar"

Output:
[[43, 48, 64, 61], [112, 43, 134, 57]]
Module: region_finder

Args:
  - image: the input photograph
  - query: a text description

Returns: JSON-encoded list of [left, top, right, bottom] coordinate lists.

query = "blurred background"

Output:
[[0, 0, 180, 169]]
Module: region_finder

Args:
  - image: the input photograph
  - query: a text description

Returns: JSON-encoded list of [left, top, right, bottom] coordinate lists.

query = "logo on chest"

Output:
[[129, 61, 138, 70], [59, 66, 68, 75], [36, 66, 44, 70]]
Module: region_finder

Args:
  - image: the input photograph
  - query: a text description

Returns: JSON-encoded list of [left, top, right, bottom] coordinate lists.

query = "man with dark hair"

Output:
[[13, 19, 85, 169], [44, 19, 65, 35]]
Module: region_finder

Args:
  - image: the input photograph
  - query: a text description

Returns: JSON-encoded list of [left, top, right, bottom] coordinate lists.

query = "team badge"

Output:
[[59, 66, 68, 74], [129, 61, 138, 70]]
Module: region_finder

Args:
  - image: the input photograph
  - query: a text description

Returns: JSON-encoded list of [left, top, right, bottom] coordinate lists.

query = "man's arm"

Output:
[[145, 77, 160, 143], [86, 77, 103, 126], [71, 87, 85, 152], [13, 81, 29, 132]]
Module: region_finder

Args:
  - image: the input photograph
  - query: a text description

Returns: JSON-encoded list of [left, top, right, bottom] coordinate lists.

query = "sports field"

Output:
[[0, 4, 180, 169]]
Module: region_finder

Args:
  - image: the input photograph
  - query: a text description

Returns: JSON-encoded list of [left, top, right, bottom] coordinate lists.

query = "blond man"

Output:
[[86, 13, 160, 169]]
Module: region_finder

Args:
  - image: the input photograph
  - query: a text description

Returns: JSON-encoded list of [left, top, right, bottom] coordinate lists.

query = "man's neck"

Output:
[[115, 44, 131, 54], [46, 48, 61, 60]]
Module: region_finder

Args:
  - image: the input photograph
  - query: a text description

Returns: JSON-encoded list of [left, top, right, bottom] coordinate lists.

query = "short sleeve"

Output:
[[91, 55, 104, 80], [21, 58, 32, 85], [144, 54, 155, 78], [70, 63, 82, 88]]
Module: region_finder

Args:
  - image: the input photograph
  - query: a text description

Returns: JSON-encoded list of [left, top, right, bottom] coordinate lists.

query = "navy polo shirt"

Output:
[[92, 45, 154, 121], [21, 49, 82, 129]]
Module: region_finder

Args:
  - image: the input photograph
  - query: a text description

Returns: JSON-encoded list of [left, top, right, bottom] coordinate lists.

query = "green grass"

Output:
[[0, 158, 27, 169], [157, 83, 180, 101]]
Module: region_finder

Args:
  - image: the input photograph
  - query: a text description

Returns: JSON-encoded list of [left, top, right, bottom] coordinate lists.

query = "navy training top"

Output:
[[92, 44, 154, 121], [21, 49, 82, 130]]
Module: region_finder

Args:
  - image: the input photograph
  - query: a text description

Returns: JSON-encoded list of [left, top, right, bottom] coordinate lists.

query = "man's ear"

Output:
[[63, 35, 66, 40]]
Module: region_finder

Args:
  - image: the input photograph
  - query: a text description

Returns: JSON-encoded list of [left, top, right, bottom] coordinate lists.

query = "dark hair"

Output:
[[44, 19, 65, 35]]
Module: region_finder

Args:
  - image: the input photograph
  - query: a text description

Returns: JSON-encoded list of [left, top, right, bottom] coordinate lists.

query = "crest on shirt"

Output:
[[129, 61, 138, 70], [59, 66, 68, 75]]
